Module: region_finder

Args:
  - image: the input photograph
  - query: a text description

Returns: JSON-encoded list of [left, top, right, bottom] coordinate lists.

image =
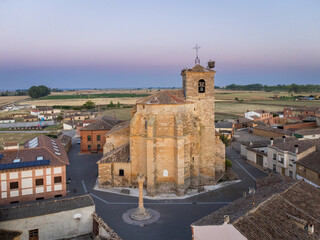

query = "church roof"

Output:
[[137, 89, 186, 105], [181, 64, 215, 74]]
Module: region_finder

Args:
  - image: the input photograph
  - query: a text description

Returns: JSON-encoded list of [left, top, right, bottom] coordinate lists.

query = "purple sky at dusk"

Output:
[[0, 0, 319, 89]]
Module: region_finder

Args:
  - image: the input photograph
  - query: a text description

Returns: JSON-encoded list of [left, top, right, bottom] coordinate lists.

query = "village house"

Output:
[[37, 107, 61, 114], [11, 113, 28, 118], [215, 121, 235, 139], [294, 128, 320, 139], [267, 137, 317, 178], [191, 174, 320, 240], [284, 107, 320, 120], [0, 195, 96, 240], [63, 112, 95, 121], [38, 113, 54, 121], [3, 142, 19, 151], [295, 140, 320, 188], [0, 135, 69, 205], [252, 125, 293, 138], [98, 62, 225, 196], [234, 118, 253, 130], [0, 118, 15, 124], [22, 116, 38, 122], [240, 137, 296, 168], [80, 116, 118, 154], [245, 110, 274, 125]]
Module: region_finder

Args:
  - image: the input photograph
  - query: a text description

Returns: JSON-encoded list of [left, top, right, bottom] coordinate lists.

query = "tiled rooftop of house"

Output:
[[0, 194, 94, 221], [272, 139, 316, 154], [0, 135, 69, 170], [215, 121, 234, 129], [192, 174, 320, 239], [295, 128, 320, 136], [81, 116, 118, 131], [297, 151, 320, 174]]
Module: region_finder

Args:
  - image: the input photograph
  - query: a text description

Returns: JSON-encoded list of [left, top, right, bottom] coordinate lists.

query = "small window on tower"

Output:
[[198, 79, 205, 93]]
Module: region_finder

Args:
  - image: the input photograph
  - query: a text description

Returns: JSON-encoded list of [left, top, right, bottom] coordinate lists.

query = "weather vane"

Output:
[[193, 44, 201, 65]]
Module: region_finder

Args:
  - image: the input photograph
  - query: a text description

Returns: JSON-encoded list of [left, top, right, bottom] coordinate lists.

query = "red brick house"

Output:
[[80, 116, 118, 154], [0, 135, 69, 205]]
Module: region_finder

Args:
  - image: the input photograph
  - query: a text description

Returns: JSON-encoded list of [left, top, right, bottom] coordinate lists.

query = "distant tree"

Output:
[[109, 101, 115, 108], [83, 100, 95, 109], [28, 85, 51, 99], [56, 115, 63, 122], [117, 101, 120, 108]]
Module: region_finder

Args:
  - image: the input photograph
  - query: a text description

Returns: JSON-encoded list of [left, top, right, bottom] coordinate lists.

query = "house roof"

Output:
[[236, 118, 253, 124], [0, 194, 94, 222], [57, 134, 72, 146], [254, 125, 293, 135], [0, 135, 69, 170], [106, 120, 130, 136], [272, 139, 315, 154], [192, 175, 320, 239], [38, 107, 53, 111], [241, 136, 296, 148], [136, 89, 186, 105], [81, 116, 118, 131], [215, 121, 234, 129], [23, 115, 37, 119], [295, 128, 320, 136], [3, 142, 18, 147], [181, 64, 215, 74], [255, 110, 269, 114], [297, 151, 320, 174], [98, 143, 130, 164]]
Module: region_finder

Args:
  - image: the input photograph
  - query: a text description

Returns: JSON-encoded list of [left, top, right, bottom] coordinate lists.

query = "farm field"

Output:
[[0, 96, 30, 107], [0, 132, 47, 150], [102, 108, 132, 121], [20, 97, 141, 106]]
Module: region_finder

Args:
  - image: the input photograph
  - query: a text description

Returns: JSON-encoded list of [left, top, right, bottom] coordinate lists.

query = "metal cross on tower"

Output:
[[193, 44, 201, 65]]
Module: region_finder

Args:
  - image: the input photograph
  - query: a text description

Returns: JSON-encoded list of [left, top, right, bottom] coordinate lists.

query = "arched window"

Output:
[[198, 79, 205, 93], [163, 169, 168, 177]]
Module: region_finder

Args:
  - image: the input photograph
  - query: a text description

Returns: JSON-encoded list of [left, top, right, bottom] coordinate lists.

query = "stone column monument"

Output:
[[129, 174, 153, 220]]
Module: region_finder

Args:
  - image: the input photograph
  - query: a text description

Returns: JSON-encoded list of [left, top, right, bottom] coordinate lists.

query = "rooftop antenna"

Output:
[[193, 44, 201, 65]]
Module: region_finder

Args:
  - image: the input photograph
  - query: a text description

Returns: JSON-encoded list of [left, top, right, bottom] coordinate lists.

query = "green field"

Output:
[[40, 93, 150, 100]]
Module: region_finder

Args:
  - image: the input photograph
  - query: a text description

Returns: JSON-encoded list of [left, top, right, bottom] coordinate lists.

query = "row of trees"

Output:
[[0, 90, 28, 96], [225, 84, 320, 93], [28, 85, 51, 99]]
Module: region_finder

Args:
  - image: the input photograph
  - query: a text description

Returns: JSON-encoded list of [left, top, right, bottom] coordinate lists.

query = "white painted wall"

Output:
[[0, 205, 95, 240]]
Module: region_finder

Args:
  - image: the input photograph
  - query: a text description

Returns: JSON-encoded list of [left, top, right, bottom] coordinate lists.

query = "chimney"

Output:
[[295, 145, 299, 154], [283, 136, 286, 143], [224, 215, 230, 224], [270, 138, 274, 146], [308, 223, 314, 235]]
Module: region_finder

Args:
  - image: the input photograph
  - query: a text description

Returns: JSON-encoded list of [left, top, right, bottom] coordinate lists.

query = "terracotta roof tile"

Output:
[[0, 135, 69, 169], [137, 90, 186, 105]]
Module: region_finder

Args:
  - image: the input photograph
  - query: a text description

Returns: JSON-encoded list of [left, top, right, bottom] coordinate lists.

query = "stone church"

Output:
[[97, 61, 225, 196]]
